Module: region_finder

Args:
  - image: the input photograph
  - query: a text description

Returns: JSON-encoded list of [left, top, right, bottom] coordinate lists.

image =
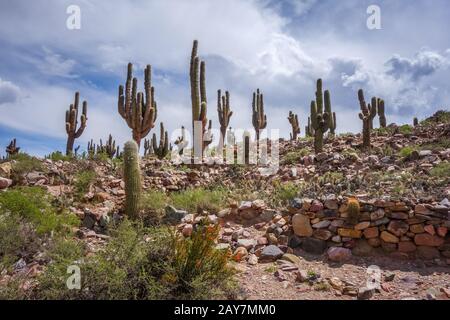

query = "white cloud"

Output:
[[0, 78, 21, 104]]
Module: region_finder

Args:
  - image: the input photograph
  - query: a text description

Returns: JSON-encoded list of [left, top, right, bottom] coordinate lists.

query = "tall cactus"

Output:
[[305, 117, 314, 137], [287, 111, 300, 140], [65, 92, 87, 155], [98, 134, 118, 158], [190, 40, 210, 156], [87, 139, 95, 157], [252, 88, 267, 147], [143, 138, 153, 156], [324, 90, 336, 135], [118, 63, 157, 147], [152, 122, 170, 159], [413, 117, 419, 127], [310, 79, 330, 153], [377, 98, 386, 128], [358, 89, 376, 150], [123, 140, 141, 218], [6, 138, 20, 157], [217, 89, 233, 147]]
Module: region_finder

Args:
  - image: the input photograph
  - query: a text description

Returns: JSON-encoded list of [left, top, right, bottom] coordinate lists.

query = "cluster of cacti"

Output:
[[305, 117, 314, 137], [152, 122, 171, 159], [143, 138, 153, 156], [118, 63, 157, 147], [6, 138, 20, 157], [310, 79, 333, 153], [123, 140, 141, 218], [65, 92, 87, 155], [87, 135, 120, 158], [174, 126, 188, 155], [347, 197, 360, 224], [217, 89, 233, 147], [358, 89, 377, 150], [287, 111, 300, 140], [252, 88, 267, 147], [377, 98, 387, 128], [190, 40, 212, 157]]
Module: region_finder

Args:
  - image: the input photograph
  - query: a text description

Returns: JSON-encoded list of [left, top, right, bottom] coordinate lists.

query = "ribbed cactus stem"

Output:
[[377, 98, 386, 128], [123, 140, 141, 218], [118, 63, 157, 147], [358, 89, 375, 150], [6, 138, 20, 157], [65, 92, 87, 155], [310, 79, 330, 153], [252, 88, 267, 149], [324, 90, 336, 135], [152, 122, 170, 159], [217, 89, 233, 147], [413, 117, 419, 126], [288, 111, 300, 140]]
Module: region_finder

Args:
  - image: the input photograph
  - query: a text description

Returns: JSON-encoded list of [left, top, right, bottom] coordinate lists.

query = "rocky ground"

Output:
[[0, 111, 449, 300]]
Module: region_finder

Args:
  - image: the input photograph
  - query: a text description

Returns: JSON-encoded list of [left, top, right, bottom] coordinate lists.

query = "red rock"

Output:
[[363, 227, 379, 239], [338, 228, 362, 238], [398, 241, 416, 253], [310, 200, 324, 212], [327, 247, 352, 262], [414, 234, 444, 247], [437, 227, 448, 237], [380, 231, 399, 243], [387, 221, 409, 237], [182, 224, 193, 237], [410, 224, 425, 234], [424, 225, 436, 235], [355, 221, 371, 230], [414, 204, 432, 215]]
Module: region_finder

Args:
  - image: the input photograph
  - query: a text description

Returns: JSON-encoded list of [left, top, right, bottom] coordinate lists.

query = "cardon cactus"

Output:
[[217, 89, 233, 147], [190, 40, 211, 156], [288, 111, 300, 140], [123, 140, 141, 218], [413, 117, 419, 126], [6, 138, 20, 157], [324, 89, 336, 135], [358, 89, 377, 150], [310, 79, 331, 153], [143, 138, 153, 156], [305, 117, 314, 137], [377, 98, 387, 128], [347, 197, 360, 224], [118, 63, 157, 147], [252, 88, 267, 146], [65, 92, 87, 155], [98, 134, 118, 158], [152, 122, 171, 159]]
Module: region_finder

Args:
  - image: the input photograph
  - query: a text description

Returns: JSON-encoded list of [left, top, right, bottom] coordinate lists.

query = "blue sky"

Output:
[[0, 0, 449, 157]]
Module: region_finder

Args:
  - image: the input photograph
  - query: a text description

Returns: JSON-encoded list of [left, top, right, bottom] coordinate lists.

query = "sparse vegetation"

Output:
[[73, 169, 96, 199], [170, 187, 228, 214]]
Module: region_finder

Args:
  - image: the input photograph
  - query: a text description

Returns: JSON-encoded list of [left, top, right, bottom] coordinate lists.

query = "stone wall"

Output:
[[285, 197, 450, 260]]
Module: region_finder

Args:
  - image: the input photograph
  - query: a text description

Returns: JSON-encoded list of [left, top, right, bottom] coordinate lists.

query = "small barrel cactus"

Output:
[[123, 140, 141, 218], [347, 197, 360, 224]]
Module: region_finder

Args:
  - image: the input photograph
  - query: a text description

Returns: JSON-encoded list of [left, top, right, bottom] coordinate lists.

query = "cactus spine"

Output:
[[123, 140, 141, 218], [358, 89, 376, 150], [118, 63, 157, 147], [65, 92, 87, 155], [288, 111, 300, 140], [217, 89, 233, 147], [377, 98, 387, 128], [152, 122, 171, 159], [190, 40, 210, 157], [252, 88, 267, 149], [310, 79, 330, 153], [6, 138, 20, 157]]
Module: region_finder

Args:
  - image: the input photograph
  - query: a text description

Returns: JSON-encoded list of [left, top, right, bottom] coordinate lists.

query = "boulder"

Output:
[[259, 245, 284, 262], [414, 234, 444, 247], [327, 247, 352, 262], [380, 231, 399, 243], [292, 214, 313, 237], [0, 177, 12, 189]]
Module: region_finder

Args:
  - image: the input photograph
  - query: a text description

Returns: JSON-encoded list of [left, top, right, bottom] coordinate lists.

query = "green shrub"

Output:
[[270, 181, 298, 206], [398, 124, 413, 135], [282, 148, 310, 165], [33, 220, 236, 300], [420, 138, 450, 151], [73, 169, 96, 199], [46, 151, 73, 162], [0, 187, 78, 235], [398, 146, 417, 158], [430, 162, 450, 179], [170, 187, 228, 214], [10, 153, 44, 179]]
